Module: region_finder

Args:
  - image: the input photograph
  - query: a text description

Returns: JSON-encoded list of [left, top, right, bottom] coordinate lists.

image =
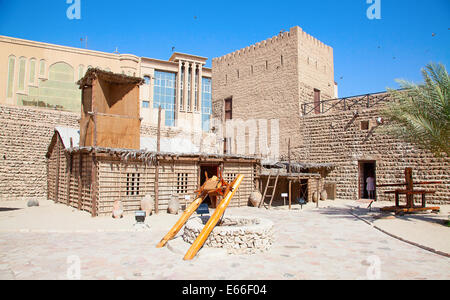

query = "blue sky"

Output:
[[0, 0, 449, 97]]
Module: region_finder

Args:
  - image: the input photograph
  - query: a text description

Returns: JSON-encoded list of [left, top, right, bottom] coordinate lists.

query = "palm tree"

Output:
[[382, 63, 449, 157]]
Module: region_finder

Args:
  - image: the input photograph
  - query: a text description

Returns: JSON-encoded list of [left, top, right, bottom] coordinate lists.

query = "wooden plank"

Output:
[[259, 173, 271, 208], [289, 180, 292, 210], [268, 171, 280, 209], [154, 106, 162, 214], [380, 206, 440, 213], [55, 138, 60, 203], [405, 167, 414, 208]]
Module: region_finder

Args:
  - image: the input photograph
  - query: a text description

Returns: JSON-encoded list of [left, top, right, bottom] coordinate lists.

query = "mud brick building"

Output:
[[212, 26, 337, 157], [211, 26, 449, 204]]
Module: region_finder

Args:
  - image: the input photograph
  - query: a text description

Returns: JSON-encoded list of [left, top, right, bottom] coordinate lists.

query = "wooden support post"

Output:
[[316, 178, 320, 208], [91, 154, 98, 217], [154, 106, 162, 214], [405, 168, 413, 208], [289, 180, 292, 210], [422, 193, 426, 208], [78, 153, 83, 210], [66, 154, 71, 206], [288, 138, 291, 175], [55, 140, 60, 203]]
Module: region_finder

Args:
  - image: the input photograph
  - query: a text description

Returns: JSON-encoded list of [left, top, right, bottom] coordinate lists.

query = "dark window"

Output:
[[314, 89, 321, 114], [126, 173, 140, 196], [224, 98, 233, 154], [361, 121, 370, 130], [177, 173, 188, 194], [224, 98, 232, 120], [224, 137, 231, 154]]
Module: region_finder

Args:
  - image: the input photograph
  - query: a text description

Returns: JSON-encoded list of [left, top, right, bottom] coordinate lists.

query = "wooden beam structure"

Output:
[[380, 168, 441, 214]]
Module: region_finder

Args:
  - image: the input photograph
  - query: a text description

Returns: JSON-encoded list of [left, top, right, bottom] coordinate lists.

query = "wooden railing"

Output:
[[301, 91, 391, 116]]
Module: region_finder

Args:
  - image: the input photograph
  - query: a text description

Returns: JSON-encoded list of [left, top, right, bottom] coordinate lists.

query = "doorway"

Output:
[[358, 161, 376, 200], [200, 164, 220, 208]]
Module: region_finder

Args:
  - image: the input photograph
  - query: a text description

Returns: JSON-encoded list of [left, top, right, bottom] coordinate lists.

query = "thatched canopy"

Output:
[[262, 161, 334, 172], [65, 146, 260, 166], [77, 68, 145, 88]]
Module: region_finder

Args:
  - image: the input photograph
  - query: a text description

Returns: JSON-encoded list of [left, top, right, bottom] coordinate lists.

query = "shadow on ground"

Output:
[[0, 207, 22, 212]]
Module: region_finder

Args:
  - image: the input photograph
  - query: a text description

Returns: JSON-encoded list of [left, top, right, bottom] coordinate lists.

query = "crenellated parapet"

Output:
[[212, 26, 332, 65]]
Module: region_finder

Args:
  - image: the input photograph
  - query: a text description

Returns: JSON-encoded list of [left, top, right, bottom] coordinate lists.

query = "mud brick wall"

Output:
[[0, 104, 80, 201], [295, 100, 450, 204]]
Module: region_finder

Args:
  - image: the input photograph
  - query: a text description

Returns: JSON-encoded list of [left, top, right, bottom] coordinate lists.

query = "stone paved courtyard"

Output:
[[0, 203, 448, 280]]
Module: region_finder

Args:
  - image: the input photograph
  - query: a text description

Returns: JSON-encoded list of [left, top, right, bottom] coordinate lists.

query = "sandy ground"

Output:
[[0, 198, 449, 255], [0, 199, 449, 280]]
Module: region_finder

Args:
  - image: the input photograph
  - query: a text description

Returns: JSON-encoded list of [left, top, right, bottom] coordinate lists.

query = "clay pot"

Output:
[[168, 195, 180, 215], [112, 200, 124, 219], [249, 191, 263, 207], [312, 191, 319, 203], [27, 199, 39, 207], [320, 190, 328, 201], [141, 195, 154, 216]]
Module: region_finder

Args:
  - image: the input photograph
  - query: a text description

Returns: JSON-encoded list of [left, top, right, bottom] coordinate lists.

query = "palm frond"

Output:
[[381, 63, 450, 157]]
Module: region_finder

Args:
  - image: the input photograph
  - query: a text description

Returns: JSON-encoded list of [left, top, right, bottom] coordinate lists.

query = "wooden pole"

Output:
[[405, 167, 413, 208], [91, 154, 98, 217], [316, 178, 319, 208], [289, 179, 292, 210], [78, 153, 82, 210], [154, 106, 162, 214], [288, 138, 291, 175], [55, 138, 60, 203]]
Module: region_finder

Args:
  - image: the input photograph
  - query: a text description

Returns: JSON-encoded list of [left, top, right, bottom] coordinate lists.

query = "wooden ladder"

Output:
[[259, 170, 280, 209]]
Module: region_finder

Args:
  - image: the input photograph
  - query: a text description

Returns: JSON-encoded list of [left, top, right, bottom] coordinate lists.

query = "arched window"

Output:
[[6, 55, 15, 98], [39, 59, 46, 77], [18, 57, 27, 91], [29, 58, 36, 84], [38, 62, 80, 111]]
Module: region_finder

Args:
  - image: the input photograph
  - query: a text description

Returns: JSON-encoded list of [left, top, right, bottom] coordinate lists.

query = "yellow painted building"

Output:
[[0, 35, 212, 131]]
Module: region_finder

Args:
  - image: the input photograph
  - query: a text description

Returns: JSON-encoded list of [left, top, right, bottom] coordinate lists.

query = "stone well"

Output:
[[183, 216, 274, 254]]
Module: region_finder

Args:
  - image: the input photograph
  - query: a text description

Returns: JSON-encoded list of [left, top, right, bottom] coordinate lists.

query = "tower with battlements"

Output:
[[212, 26, 336, 159]]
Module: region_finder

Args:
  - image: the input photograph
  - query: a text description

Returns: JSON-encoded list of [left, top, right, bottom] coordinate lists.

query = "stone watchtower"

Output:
[[212, 26, 336, 159]]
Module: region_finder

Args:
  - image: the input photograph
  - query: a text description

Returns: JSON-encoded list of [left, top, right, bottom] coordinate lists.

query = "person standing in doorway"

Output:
[[366, 173, 376, 200]]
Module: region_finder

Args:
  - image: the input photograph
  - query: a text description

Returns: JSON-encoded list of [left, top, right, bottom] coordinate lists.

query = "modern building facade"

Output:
[[0, 35, 212, 132]]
